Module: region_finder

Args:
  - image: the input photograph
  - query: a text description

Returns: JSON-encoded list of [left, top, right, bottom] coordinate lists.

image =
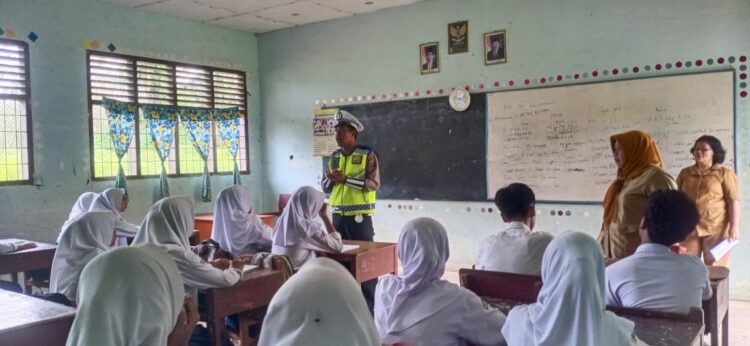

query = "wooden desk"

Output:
[[484, 297, 704, 346], [0, 290, 76, 346], [0, 239, 56, 275], [200, 269, 286, 346], [704, 266, 729, 346], [319, 240, 398, 283], [458, 268, 541, 303]]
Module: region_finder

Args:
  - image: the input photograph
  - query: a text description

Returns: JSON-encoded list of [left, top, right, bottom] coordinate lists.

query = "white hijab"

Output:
[[66, 244, 184, 346], [258, 257, 380, 346], [50, 211, 115, 303], [501, 231, 639, 346], [89, 188, 139, 239], [211, 185, 270, 257], [58, 192, 97, 243], [132, 196, 194, 255], [272, 186, 325, 246], [374, 217, 457, 334]]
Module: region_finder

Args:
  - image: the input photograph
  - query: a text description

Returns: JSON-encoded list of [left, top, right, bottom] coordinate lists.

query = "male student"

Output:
[[475, 183, 553, 275], [605, 190, 712, 314]]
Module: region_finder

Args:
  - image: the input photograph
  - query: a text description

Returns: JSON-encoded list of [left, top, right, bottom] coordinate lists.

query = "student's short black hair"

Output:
[[494, 183, 535, 219], [644, 190, 699, 246], [690, 135, 726, 164]]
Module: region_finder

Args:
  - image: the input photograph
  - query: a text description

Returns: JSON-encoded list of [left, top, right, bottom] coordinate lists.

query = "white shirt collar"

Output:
[[635, 243, 671, 254], [504, 221, 531, 234]]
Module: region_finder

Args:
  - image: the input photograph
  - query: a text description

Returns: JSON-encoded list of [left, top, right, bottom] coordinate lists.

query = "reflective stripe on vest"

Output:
[[329, 147, 377, 215]]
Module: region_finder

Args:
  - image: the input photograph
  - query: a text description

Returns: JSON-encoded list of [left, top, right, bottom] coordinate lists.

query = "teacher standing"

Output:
[[677, 135, 740, 267], [322, 110, 380, 312], [599, 130, 677, 259]]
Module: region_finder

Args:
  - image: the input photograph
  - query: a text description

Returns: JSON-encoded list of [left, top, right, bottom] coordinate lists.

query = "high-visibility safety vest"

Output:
[[328, 145, 377, 216]]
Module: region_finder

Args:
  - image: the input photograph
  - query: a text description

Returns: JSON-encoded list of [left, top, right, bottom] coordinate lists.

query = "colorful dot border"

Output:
[[314, 54, 749, 106]]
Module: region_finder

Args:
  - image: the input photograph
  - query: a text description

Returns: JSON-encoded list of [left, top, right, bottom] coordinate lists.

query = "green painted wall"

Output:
[[258, 0, 750, 298], [0, 0, 262, 241]]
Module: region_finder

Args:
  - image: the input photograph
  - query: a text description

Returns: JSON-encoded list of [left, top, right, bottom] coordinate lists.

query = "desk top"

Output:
[[336, 240, 396, 255], [0, 290, 76, 333], [708, 266, 729, 281], [195, 214, 214, 221], [0, 239, 56, 255], [484, 297, 703, 346]]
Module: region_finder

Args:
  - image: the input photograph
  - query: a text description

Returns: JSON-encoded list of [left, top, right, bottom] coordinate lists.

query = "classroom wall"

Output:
[[257, 0, 750, 298], [0, 0, 262, 242]]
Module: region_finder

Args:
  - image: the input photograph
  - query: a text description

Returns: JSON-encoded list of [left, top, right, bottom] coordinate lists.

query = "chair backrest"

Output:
[[606, 305, 704, 323], [458, 268, 542, 303], [278, 194, 291, 212]]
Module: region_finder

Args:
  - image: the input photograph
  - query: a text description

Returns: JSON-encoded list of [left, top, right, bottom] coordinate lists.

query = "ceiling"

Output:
[[101, 0, 425, 33]]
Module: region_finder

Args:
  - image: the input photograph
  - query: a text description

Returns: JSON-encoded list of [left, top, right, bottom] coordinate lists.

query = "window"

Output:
[[0, 38, 32, 184], [86, 51, 248, 179]]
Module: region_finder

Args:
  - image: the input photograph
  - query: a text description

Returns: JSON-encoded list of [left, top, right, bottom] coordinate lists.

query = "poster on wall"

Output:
[[484, 30, 507, 65], [448, 20, 468, 54], [419, 42, 440, 74], [313, 108, 339, 157]]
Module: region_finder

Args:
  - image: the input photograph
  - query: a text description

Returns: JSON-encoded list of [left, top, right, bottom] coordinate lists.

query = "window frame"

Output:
[[85, 50, 250, 181], [0, 38, 34, 186]]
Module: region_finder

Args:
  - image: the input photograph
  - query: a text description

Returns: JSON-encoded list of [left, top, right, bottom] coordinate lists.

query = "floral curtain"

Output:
[[102, 98, 137, 199], [179, 109, 214, 202], [215, 108, 242, 185], [142, 105, 178, 199]]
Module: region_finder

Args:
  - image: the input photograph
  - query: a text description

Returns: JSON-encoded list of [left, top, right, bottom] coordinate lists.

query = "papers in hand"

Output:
[[242, 264, 259, 274], [342, 244, 360, 253], [710, 239, 739, 261]]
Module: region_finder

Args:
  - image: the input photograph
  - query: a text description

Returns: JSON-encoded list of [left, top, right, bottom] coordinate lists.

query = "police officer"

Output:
[[322, 110, 380, 311]]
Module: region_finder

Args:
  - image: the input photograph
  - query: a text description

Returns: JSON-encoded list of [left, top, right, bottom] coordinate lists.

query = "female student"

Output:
[[211, 185, 273, 257], [66, 245, 199, 346], [89, 188, 140, 246], [132, 196, 244, 296], [271, 186, 343, 269], [258, 257, 380, 346], [599, 130, 676, 259], [50, 211, 115, 305], [57, 191, 97, 243], [375, 217, 506, 346], [502, 232, 646, 346]]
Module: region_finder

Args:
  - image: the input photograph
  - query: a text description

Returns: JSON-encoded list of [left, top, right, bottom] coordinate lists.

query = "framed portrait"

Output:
[[484, 30, 507, 65], [448, 20, 468, 54], [419, 42, 439, 74]]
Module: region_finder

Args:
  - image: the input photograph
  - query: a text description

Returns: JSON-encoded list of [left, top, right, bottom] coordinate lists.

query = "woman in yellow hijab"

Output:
[[599, 130, 676, 259]]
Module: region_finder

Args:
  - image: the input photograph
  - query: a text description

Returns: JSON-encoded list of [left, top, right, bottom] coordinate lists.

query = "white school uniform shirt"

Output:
[[66, 244, 184, 346], [57, 192, 97, 243], [211, 185, 273, 257], [259, 257, 380, 346], [88, 188, 140, 246], [50, 211, 115, 304], [375, 217, 506, 346], [132, 196, 240, 296], [502, 231, 644, 346], [605, 243, 712, 314], [271, 186, 343, 269], [475, 221, 553, 275]]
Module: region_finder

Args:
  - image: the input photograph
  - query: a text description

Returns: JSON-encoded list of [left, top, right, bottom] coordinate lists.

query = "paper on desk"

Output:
[[342, 244, 360, 252], [710, 239, 739, 261], [242, 264, 259, 274]]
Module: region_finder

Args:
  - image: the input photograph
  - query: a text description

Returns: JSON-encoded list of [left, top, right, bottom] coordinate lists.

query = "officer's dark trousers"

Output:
[[332, 214, 377, 314]]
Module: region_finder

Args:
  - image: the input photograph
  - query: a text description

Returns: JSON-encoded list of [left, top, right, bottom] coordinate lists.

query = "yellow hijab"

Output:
[[602, 130, 664, 225]]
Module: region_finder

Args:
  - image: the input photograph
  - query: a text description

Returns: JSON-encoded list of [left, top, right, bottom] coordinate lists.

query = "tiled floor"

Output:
[[442, 270, 750, 345]]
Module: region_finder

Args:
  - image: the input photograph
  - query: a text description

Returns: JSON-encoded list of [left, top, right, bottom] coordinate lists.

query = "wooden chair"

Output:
[[458, 268, 542, 303], [606, 305, 704, 323]]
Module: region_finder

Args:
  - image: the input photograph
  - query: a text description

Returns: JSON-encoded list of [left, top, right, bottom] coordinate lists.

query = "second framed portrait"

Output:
[[419, 42, 439, 74], [484, 30, 507, 65]]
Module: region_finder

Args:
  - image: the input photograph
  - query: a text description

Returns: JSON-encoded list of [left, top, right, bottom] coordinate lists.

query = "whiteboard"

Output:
[[487, 71, 735, 202]]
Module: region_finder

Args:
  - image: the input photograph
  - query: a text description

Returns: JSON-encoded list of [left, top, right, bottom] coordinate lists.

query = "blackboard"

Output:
[[335, 95, 488, 201]]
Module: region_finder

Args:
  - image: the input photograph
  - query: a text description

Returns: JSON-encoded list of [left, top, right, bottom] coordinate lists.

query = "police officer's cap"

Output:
[[334, 110, 364, 132]]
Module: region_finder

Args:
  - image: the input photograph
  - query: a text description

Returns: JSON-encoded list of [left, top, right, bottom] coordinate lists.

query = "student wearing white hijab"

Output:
[[211, 185, 273, 257], [50, 211, 116, 305], [88, 188, 140, 246], [501, 231, 646, 346], [57, 191, 97, 243], [271, 186, 343, 269], [258, 257, 379, 346], [375, 217, 506, 346], [132, 196, 244, 296], [66, 244, 199, 346]]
